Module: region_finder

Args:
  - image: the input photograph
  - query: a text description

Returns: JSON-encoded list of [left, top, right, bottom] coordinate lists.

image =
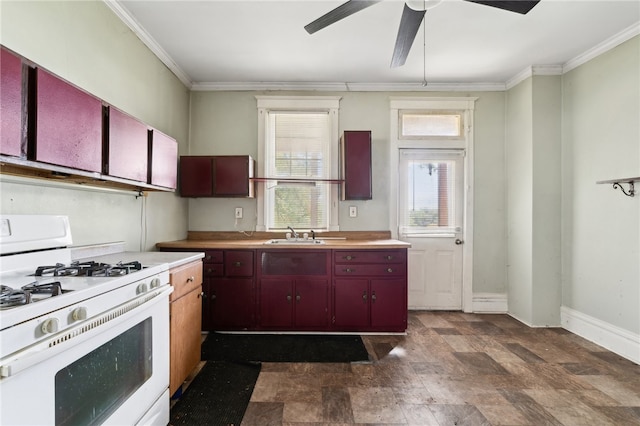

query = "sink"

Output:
[[264, 239, 326, 245]]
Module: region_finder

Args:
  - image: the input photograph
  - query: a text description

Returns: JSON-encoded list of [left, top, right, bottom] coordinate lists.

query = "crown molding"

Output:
[[506, 65, 564, 90], [192, 81, 506, 92], [103, 0, 193, 88], [563, 21, 640, 74]]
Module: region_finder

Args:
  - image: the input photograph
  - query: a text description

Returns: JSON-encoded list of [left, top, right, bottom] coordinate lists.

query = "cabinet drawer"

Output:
[[225, 251, 254, 277], [203, 250, 223, 264], [334, 250, 406, 264], [204, 264, 224, 277], [170, 261, 203, 301], [260, 251, 329, 276], [334, 263, 404, 277]]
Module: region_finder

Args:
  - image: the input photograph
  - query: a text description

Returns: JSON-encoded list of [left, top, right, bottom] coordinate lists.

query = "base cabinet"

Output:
[[169, 260, 203, 396], [259, 278, 330, 329], [333, 249, 407, 332], [206, 250, 255, 330]]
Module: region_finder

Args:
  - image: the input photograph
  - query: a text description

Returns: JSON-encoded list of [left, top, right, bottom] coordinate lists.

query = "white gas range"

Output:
[[0, 215, 172, 426]]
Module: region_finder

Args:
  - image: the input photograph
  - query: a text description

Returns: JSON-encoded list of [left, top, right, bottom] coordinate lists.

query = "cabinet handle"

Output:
[[205, 255, 212, 261], [198, 291, 204, 298], [187, 276, 195, 282], [234, 261, 242, 267], [362, 291, 367, 302], [344, 255, 355, 261], [344, 268, 354, 273], [372, 291, 377, 303], [296, 293, 301, 302], [286, 294, 292, 303], [386, 255, 393, 260], [387, 268, 393, 273]]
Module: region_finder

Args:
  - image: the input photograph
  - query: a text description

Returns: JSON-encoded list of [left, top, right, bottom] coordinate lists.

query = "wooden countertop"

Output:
[[156, 231, 410, 250]]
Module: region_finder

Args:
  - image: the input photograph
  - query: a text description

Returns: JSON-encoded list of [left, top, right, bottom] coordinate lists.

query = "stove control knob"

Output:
[[41, 318, 59, 335], [150, 278, 161, 289], [137, 283, 148, 294], [72, 307, 87, 322]]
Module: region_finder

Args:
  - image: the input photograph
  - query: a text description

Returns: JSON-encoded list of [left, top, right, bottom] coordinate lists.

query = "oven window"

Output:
[[55, 318, 153, 426]]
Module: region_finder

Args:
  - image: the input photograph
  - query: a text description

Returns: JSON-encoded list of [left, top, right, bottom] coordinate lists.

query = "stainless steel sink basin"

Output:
[[264, 239, 326, 245]]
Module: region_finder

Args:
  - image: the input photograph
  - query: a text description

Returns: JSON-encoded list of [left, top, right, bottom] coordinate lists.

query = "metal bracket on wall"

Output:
[[597, 177, 638, 198]]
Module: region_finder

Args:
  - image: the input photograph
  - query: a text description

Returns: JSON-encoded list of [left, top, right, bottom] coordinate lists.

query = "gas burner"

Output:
[[0, 281, 63, 308], [34, 261, 143, 277]]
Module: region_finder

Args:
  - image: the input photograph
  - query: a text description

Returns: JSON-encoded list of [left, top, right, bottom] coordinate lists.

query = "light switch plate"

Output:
[[349, 206, 357, 218], [235, 207, 243, 219]]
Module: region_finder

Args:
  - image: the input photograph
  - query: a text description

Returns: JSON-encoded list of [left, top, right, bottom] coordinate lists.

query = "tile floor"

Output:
[[241, 311, 640, 425]]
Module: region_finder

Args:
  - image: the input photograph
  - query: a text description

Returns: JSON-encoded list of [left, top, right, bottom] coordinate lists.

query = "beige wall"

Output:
[[187, 90, 509, 295], [561, 36, 639, 335], [0, 0, 190, 250]]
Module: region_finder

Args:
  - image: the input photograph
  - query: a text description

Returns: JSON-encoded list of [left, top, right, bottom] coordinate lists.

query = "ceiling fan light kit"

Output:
[[305, 0, 540, 69]]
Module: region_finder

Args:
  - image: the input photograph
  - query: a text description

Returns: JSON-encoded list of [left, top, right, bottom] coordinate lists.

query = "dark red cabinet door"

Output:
[[34, 68, 102, 172], [107, 106, 148, 181], [333, 279, 369, 328], [213, 156, 254, 197], [149, 129, 177, 189], [210, 278, 255, 330], [260, 279, 294, 328], [1, 48, 23, 157], [342, 130, 372, 200], [294, 279, 330, 328], [370, 279, 407, 331], [180, 156, 213, 197]]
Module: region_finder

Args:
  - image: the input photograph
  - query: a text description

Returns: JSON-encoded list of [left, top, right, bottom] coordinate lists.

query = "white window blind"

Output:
[[266, 112, 331, 230]]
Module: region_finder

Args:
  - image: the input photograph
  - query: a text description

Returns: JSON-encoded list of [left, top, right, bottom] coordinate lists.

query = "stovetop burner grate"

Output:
[[0, 281, 63, 308], [34, 261, 143, 277]]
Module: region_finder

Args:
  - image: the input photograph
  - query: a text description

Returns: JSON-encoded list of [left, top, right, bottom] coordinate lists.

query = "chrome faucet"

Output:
[[287, 226, 299, 239]]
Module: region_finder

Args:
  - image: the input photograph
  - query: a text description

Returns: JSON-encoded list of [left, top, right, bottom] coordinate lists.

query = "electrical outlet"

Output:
[[235, 207, 243, 219], [349, 206, 357, 218]]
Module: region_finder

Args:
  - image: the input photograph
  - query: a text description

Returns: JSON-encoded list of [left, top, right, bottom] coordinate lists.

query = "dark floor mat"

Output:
[[169, 360, 261, 426], [201, 332, 370, 363]]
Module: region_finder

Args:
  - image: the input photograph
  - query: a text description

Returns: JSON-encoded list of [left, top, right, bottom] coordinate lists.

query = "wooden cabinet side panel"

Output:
[[149, 129, 178, 189], [170, 286, 202, 395], [1, 48, 23, 157], [35, 68, 102, 172], [107, 107, 148, 181]]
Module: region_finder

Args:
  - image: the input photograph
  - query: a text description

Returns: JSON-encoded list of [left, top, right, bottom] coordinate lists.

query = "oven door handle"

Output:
[[0, 286, 172, 379]]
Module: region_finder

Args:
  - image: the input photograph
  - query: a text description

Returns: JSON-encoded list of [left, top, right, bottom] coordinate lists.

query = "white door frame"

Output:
[[389, 97, 477, 313]]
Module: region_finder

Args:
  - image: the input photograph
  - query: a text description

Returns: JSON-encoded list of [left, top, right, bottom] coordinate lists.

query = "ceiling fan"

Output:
[[304, 0, 540, 68]]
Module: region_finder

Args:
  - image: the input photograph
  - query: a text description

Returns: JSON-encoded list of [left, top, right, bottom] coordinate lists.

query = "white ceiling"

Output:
[[111, 0, 640, 90]]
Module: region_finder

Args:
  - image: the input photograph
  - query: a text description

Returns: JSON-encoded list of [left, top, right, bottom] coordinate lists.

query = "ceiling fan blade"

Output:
[[390, 4, 426, 68], [304, 0, 383, 34], [464, 1, 540, 15]]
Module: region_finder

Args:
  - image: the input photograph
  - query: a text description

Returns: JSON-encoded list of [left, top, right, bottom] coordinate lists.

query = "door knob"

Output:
[[455, 239, 464, 245]]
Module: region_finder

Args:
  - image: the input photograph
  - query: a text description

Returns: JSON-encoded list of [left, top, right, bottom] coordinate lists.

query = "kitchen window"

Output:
[[256, 96, 340, 232]]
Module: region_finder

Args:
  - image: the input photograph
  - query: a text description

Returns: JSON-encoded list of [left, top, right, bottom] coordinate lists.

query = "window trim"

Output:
[[256, 96, 341, 232]]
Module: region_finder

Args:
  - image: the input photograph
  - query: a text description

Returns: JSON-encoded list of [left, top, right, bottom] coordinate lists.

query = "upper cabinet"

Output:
[[32, 68, 103, 173], [180, 155, 254, 198], [149, 129, 178, 189], [1, 48, 24, 157], [105, 106, 148, 182], [341, 130, 372, 200], [0, 45, 177, 192]]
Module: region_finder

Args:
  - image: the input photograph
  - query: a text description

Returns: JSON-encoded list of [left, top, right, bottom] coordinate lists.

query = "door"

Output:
[[398, 149, 464, 309]]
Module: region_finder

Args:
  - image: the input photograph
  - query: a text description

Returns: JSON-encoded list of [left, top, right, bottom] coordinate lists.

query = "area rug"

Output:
[[201, 332, 370, 363], [170, 333, 370, 426]]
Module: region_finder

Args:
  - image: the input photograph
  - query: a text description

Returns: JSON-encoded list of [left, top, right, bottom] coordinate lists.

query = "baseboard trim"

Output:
[[472, 293, 508, 313], [561, 305, 640, 364]]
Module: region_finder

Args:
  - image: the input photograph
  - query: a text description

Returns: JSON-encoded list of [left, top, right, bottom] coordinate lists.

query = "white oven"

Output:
[[0, 215, 172, 425]]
